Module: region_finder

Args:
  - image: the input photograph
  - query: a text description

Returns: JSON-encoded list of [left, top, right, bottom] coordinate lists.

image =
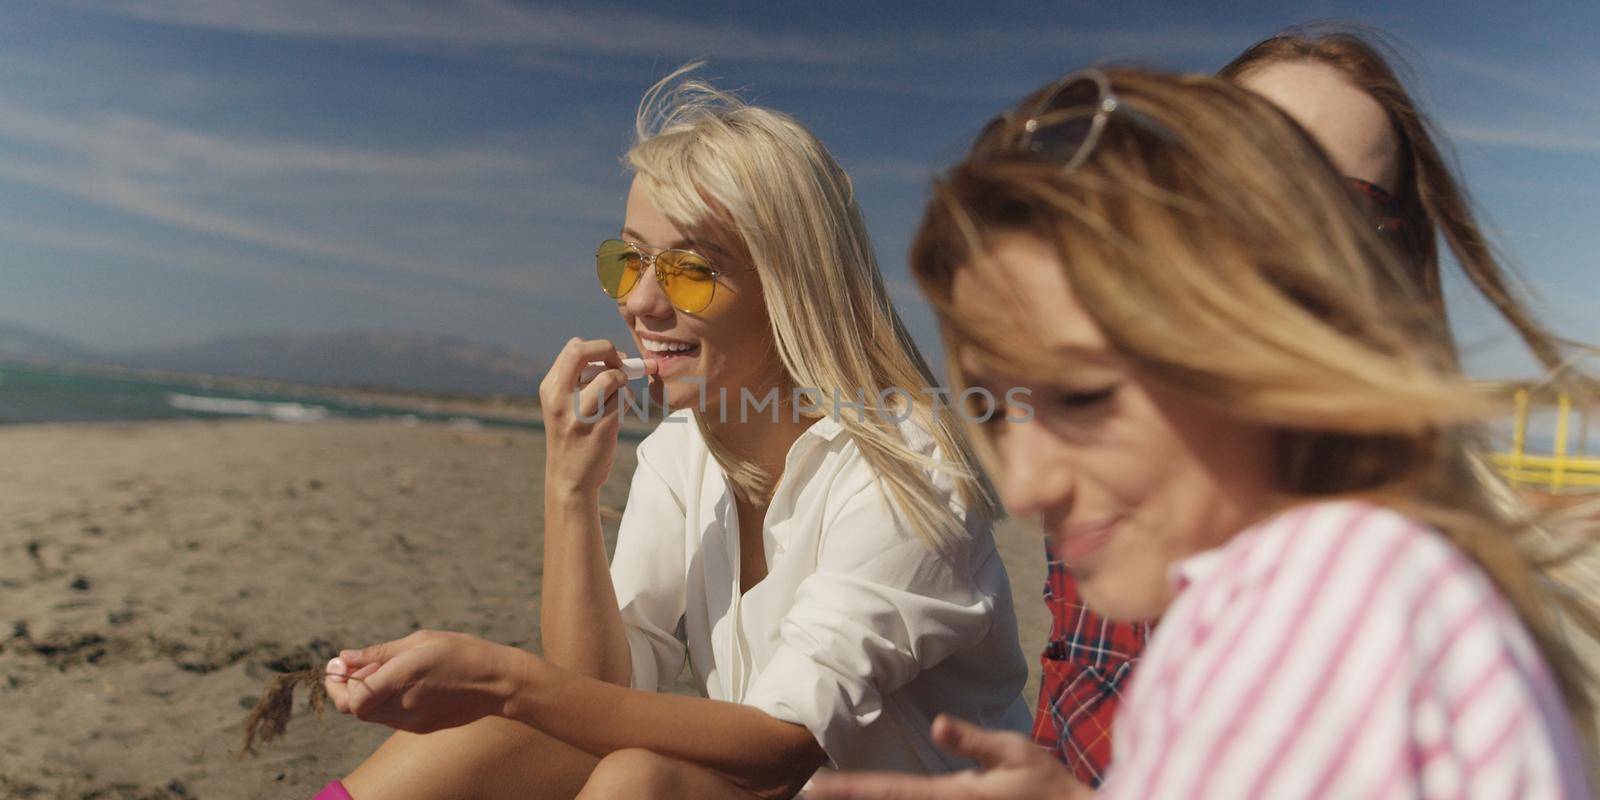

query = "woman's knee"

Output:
[[342, 717, 596, 800], [577, 748, 685, 799]]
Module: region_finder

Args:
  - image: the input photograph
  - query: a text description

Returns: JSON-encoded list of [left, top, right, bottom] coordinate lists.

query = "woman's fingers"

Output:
[[344, 659, 402, 720], [339, 637, 402, 670], [333, 631, 424, 714], [349, 661, 383, 681], [577, 339, 626, 369], [930, 715, 1036, 771], [324, 662, 350, 712], [572, 369, 630, 423], [542, 338, 625, 399], [325, 658, 384, 715]]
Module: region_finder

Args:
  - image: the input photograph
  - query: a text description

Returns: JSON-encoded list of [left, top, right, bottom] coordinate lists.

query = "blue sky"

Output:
[[0, 0, 1594, 381]]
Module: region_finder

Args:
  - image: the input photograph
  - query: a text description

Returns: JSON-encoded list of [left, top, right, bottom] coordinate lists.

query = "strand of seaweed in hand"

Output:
[[239, 669, 361, 756]]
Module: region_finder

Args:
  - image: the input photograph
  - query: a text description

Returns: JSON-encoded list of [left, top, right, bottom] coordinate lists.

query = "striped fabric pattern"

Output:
[[1101, 500, 1591, 799]]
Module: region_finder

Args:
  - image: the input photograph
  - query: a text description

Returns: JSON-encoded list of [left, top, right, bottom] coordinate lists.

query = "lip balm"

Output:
[[579, 357, 647, 385]]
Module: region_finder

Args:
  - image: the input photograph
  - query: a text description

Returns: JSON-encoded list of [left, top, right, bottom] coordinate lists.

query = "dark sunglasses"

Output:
[[1346, 177, 1407, 234], [977, 69, 1409, 242], [972, 67, 1169, 171]]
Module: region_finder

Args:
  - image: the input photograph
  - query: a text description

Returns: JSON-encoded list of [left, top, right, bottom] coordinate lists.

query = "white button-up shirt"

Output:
[[610, 409, 1031, 773]]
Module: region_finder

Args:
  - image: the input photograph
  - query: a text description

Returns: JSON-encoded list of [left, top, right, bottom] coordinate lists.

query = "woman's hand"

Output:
[[538, 337, 646, 495], [322, 630, 528, 734], [807, 715, 1093, 800]]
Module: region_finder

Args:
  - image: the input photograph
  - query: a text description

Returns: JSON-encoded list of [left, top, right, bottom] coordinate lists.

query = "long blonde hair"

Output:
[[627, 64, 997, 548], [911, 68, 1597, 740]]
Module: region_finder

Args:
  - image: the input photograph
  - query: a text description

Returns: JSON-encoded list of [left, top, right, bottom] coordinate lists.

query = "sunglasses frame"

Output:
[[984, 71, 1409, 239], [1021, 68, 1120, 172], [595, 238, 728, 314], [974, 68, 1136, 173], [1345, 177, 1408, 235]]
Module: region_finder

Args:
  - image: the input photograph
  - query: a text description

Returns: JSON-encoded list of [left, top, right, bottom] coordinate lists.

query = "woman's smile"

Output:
[[1050, 515, 1123, 564], [636, 332, 700, 376]]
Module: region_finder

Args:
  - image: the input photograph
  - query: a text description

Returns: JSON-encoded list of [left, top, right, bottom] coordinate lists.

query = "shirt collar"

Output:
[[1165, 508, 1287, 593], [804, 414, 846, 442], [1168, 545, 1230, 593]]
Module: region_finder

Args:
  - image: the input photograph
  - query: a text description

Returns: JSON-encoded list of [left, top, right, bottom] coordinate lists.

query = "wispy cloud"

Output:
[[73, 1, 1252, 80], [8, 0, 1594, 365], [71, 0, 869, 65], [0, 219, 604, 353], [1421, 47, 1600, 115], [0, 219, 397, 298], [1447, 124, 1600, 156], [0, 97, 539, 179], [0, 154, 521, 295], [730, 23, 1253, 102], [0, 216, 592, 313], [0, 93, 619, 295], [1400, 42, 1600, 157]]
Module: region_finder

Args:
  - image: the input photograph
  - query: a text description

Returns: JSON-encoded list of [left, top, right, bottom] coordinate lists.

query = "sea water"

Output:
[[0, 361, 535, 431]]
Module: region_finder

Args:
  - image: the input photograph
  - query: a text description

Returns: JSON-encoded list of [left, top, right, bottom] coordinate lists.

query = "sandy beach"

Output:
[[0, 419, 1047, 799]]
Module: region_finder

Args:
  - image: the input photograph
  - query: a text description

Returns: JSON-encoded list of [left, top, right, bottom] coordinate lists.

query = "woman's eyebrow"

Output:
[[1048, 343, 1119, 364], [620, 226, 696, 250], [956, 347, 1126, 393]]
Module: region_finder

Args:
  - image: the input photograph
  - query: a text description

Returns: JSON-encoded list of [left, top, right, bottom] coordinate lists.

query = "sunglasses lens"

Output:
[[1026, 77, 1102, 161], [596, 239, 642, 299], [657, 250, 716, 312], [1345, 178, 1407, 235], [971, 113, 1012, 158]]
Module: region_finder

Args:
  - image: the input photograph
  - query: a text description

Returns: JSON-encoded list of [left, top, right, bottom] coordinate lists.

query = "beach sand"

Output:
[[0, 420, 1047, 798]]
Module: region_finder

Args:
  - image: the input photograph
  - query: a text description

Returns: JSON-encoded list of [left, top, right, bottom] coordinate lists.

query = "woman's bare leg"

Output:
[[576, 749, 765, 800], [340, 716, 597, 800]]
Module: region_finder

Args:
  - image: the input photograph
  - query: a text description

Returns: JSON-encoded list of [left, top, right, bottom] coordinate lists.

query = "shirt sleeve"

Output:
[[608, 446, 689, 692], [740, 480, 995, 766]]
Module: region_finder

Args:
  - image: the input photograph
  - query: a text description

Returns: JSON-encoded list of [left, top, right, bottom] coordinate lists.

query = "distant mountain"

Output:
[[0, 322, 542, 397], [0, 321, 97, 363], [107, 330, 541, 397]]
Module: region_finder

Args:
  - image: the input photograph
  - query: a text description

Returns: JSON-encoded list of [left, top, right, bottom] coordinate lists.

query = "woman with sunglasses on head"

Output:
[[810, 66, 1596, 799], [309, 67, 1030, 800], [1027, 27, 1597, 788]]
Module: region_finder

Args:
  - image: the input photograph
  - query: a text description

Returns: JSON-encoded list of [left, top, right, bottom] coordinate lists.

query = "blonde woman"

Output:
[[1029, 27, 1597, 786], [812, 68, 1595, 798], [311, 68, 1029, 799]]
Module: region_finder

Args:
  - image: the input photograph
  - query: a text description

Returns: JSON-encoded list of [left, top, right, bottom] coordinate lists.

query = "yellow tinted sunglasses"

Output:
[[595, 238, 726, 314]]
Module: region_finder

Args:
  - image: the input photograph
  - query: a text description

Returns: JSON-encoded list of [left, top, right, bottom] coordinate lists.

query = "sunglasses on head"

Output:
[[977, 69, 1411, 239], [972, 67, 1170, 172], [595, 238, 725, 314]]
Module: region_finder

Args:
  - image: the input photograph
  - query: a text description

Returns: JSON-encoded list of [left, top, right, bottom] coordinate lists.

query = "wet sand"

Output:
[[0, 420, 1047, 798]]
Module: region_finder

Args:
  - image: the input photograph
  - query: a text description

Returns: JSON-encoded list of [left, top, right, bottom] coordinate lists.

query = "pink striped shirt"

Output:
[[1101, 500, 1591, 799]]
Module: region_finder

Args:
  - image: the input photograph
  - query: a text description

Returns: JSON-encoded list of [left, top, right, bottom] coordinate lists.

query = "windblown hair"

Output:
[[1220, 26, 1597, 391], [626, 64, 997, 549], [911, 68, 1597, 743]]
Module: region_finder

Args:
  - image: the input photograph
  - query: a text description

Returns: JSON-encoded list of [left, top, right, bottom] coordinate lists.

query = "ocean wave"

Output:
[[166, 393, 330, 423]]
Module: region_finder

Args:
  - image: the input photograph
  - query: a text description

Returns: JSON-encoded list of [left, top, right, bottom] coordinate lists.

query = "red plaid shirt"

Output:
[[1032, 542, 1152, 787]]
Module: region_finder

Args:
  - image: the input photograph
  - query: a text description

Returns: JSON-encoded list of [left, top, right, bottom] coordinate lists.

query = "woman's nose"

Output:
[[624, 264, 673, 319], [993, 422, 1074, 518]]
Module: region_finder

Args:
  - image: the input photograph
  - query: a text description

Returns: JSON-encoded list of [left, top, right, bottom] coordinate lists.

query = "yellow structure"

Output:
[[1486, 382, 1600, 492]]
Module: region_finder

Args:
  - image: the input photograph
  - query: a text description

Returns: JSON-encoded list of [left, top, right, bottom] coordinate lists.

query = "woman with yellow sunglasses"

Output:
[[310, 66, 1030, 799]]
